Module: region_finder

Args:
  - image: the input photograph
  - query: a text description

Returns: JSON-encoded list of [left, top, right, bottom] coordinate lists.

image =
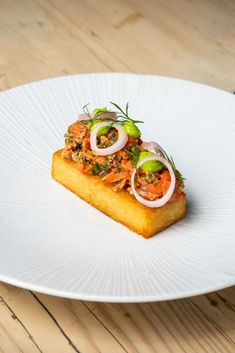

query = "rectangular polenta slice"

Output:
[[52, 150, 186, 238]]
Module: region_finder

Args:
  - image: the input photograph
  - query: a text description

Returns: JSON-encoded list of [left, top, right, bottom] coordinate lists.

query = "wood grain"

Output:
[[0, 0, 234, 352], [0, 283, 235, 353]]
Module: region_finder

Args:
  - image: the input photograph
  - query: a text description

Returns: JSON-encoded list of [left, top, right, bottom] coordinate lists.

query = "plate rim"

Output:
[[0, 72, 234, 302], [1, 273, 234, 303]]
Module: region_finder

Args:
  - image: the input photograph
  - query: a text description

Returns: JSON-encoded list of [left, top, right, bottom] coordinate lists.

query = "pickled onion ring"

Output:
[[90, 121, 128, 156], [141, 141, 166, 156], [78, 112, 117, 121], [131, 155, 176, 207]]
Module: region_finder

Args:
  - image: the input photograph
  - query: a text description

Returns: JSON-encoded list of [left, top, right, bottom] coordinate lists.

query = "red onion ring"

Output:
[[90, 121, 128, 155], [78, 112, 117, 121], [141, 141, 166, 156], [95, 112, 117, 120], [131, 155, 176, 208]]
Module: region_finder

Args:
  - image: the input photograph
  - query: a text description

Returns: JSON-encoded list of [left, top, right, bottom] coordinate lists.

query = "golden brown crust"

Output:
[[52, 150, 186, 238]]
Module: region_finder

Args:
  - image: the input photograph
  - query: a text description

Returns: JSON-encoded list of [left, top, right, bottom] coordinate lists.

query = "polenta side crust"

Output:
[[52, 150, 186, 238]]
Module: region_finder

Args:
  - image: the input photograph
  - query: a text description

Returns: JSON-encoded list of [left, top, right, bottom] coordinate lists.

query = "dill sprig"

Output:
[[167, 155, 186, 185], [110, 102, 144, 124], [82, 104, 112, 130], [82, 102, 144, 130], [154, 147, 186, 184], [82, 103, 93, 119], [82, 103, 184, 183]]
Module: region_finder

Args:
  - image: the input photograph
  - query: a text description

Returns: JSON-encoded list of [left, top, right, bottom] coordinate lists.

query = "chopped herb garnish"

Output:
[[81, 102, 144, 134], [82, 103, 92, 119], [152, 148, 186, 184], [92, 163, 101, 174], [167, 155, 186, 185], [109, 102, 144, 125]]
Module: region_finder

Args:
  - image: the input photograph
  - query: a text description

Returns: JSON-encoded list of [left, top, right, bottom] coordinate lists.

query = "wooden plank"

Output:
[[157, 0, 235, 55], [0, 295, 41, 353], [0, 0, 234, 90], [83, 296, 235, 353], [0, 283, 80, 353], [34, 288, 235, 353], [1, 282, 234, 353], [192, 289, 235, 343], [0, 0, 235, 352], [83, 0, 235, 90], [31, 292, 128, 353], [0, 0, 112, 90]]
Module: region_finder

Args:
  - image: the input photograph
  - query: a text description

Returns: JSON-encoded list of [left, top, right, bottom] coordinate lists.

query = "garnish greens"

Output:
[[82, 102, 144, 130], [82, 102, 185, 184], [167, 155, 186, 185], [92, 162, 101, 174], [82, 103, 93, 119], [156, 148, 186, 185], [109, 102, 144, 125]]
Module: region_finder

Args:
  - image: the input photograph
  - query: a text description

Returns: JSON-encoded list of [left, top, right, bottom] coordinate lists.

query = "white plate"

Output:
[[0, 73, 234, 302]]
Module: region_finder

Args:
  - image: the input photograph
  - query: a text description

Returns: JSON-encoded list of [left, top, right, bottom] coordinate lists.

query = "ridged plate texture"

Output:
[[0, 73, 234, 302]]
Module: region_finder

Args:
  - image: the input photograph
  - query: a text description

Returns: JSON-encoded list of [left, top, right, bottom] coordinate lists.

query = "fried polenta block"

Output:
[[52, 150, 186, 238]]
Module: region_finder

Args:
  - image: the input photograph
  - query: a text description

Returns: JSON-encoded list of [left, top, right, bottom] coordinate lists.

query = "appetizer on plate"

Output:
[[52, 103, 186, 238]]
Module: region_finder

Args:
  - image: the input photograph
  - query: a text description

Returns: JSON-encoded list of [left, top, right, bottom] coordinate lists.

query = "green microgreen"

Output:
[[152, 147, 186, 184], [92, 163, 101, 174], [166, 155, 186, 185], [82, 103, 92, 119], [82, 104, 115, 131], [81, 103, 185, 184], [109, 101, 144, 125], [81, 102, 143, 133]]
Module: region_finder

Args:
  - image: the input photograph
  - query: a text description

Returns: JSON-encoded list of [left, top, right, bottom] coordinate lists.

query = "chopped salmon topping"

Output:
[[62, 120, 184, 201]]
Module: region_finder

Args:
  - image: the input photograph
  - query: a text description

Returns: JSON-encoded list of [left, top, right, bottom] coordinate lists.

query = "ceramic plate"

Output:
[[0, 73, 234, 302]]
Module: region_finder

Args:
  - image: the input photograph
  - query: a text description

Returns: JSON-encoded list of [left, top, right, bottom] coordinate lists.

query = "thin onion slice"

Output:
[[94, 112, 117, 120], [78, 111, 117, 121], [131, 155, 176, 208], [90, 121, 128, 155], [141, 141, 166, 156]]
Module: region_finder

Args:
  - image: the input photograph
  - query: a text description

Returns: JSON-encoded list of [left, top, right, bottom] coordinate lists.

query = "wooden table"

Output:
[[0, 0, 235, 352]]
